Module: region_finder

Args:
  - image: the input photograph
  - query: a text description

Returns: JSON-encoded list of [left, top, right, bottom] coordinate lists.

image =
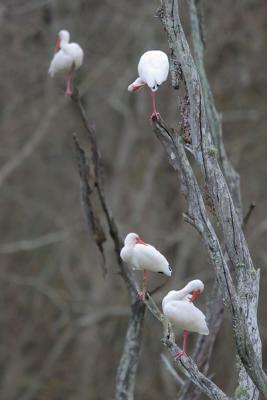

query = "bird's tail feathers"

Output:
[[48, 67, 54, 77], [200, 326, 209, 335]]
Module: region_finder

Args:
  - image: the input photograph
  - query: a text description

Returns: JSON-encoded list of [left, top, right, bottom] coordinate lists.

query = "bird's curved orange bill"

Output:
[[190, 289, 201, 302], [54, 37, 60, 53], [132, 83, 145, 92], [135, 237, 148, 245]]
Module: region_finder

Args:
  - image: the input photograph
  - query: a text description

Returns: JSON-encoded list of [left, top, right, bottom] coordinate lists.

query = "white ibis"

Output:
[[128, 50, 169, 121], [162, 280, 209, 358], [48, 30, 84, 96], [120, 233, 172, 300]]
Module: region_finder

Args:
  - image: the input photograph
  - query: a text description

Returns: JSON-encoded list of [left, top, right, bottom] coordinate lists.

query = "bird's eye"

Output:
[[168, 265, 172, 271], [152, 85, 156, 90]]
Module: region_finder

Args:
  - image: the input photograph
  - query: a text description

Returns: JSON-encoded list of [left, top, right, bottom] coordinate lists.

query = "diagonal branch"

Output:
[[143, 293, 230, 400], [178, 283, 224, 400], [178, 1, 243, 397], [187, 0, 241, 215], [73, 134, 107, 274], [71, 90, 144, 400], [71, 89, 138, 297], [157, 1, 266, 397], [152, 115, 267, 398], [115, 301, 146, 400]]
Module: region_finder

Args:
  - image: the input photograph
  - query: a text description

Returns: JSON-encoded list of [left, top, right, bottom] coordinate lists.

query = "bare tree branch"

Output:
[[243, 203, 256, 230], [161, 354, 185, 386], [187, 0, 241, 217], [152, 116, 267, 398], [73, 133, 107, 274], [156, 1, 266, 397], [163, 338, 229, 400], [143, 293, 230, 400], [71, 90, 144, 400], [178, 283, 224, 400], [0, 104, 61, 188], [0, 224, 83, 254], [71, 90, 139, 297], [20, 329, 74, 400], [176, 1, 243, 397], [115, 301, 146, 400], [78, 306, 130, 327]]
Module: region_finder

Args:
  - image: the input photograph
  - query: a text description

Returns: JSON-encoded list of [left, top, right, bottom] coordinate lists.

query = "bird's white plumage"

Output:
[[48, 30, 84, 77], [139, 50, 169, 91], [162, 280, 209, 335], [128, 50, 169, 92], [120, 233, 172, 277]]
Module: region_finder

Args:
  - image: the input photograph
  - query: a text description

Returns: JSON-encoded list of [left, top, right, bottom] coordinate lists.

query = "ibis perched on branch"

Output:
[[162, 280, 209, 358], [128, 50, 169, 121], [48, 30, 84, 96], [120, 233, 172, 300]]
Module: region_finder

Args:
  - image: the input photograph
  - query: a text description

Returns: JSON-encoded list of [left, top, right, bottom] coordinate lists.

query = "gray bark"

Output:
[[115, 301, 146, 400], [156, 0, 266, 398], [71, 90, 145, 400], [180, 2, 246, 398], [143, 294, 230, 400], [152, 116, 266, 398]]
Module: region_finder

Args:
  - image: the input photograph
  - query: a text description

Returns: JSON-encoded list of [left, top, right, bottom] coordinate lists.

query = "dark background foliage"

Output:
[[0, 1, 267, 398]]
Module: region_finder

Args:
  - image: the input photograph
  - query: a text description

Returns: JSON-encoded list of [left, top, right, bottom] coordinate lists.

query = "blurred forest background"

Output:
[[1, 0, 267, 399]]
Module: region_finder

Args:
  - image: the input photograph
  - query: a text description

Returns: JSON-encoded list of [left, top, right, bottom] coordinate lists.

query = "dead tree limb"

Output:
[[143, 294, 230, 400], [156, 1, 265, 398], [71, 90, 145, 400], [152, 116, 267, 398], [178, 283, 224, 400], [187, 0, 241, 217], [73, 134, 107, 274], [177, 1, 243, 397], [115, 301, 146, 400]]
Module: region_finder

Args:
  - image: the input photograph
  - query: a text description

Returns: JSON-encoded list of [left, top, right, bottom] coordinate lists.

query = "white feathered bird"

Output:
[[128, 50, 169, 120], [120, 232, 172, 300], [162, 280, 209, 358], [48, 30, 84, 96]]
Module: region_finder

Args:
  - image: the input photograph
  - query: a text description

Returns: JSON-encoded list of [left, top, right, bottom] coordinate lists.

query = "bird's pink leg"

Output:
[[138, 269, 148, 301], [150, 91, 160, 122], [175, 330, 189, 359], [65, 70, 73, 97]]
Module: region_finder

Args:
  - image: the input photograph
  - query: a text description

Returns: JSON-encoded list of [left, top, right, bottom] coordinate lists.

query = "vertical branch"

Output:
[[157, 0, 266, 397], [73, 134, 107, 275], [187, 0, 242, 217], [152, 117, 267, 398], [115, 301, 146, 400], [179, 1, 242, 398], [187, 2, 260, 398]]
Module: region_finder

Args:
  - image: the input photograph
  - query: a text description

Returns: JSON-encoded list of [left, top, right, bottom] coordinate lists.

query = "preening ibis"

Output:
[[162, 280, 209, 358], [128, 50, 169, 121], [48, 30, 84, 96]]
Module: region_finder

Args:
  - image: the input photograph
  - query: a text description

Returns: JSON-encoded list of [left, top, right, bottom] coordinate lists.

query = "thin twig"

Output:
[[161, 354, 185, 386], [0, 224, 84, 254], [243, 202, 256, 229]]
